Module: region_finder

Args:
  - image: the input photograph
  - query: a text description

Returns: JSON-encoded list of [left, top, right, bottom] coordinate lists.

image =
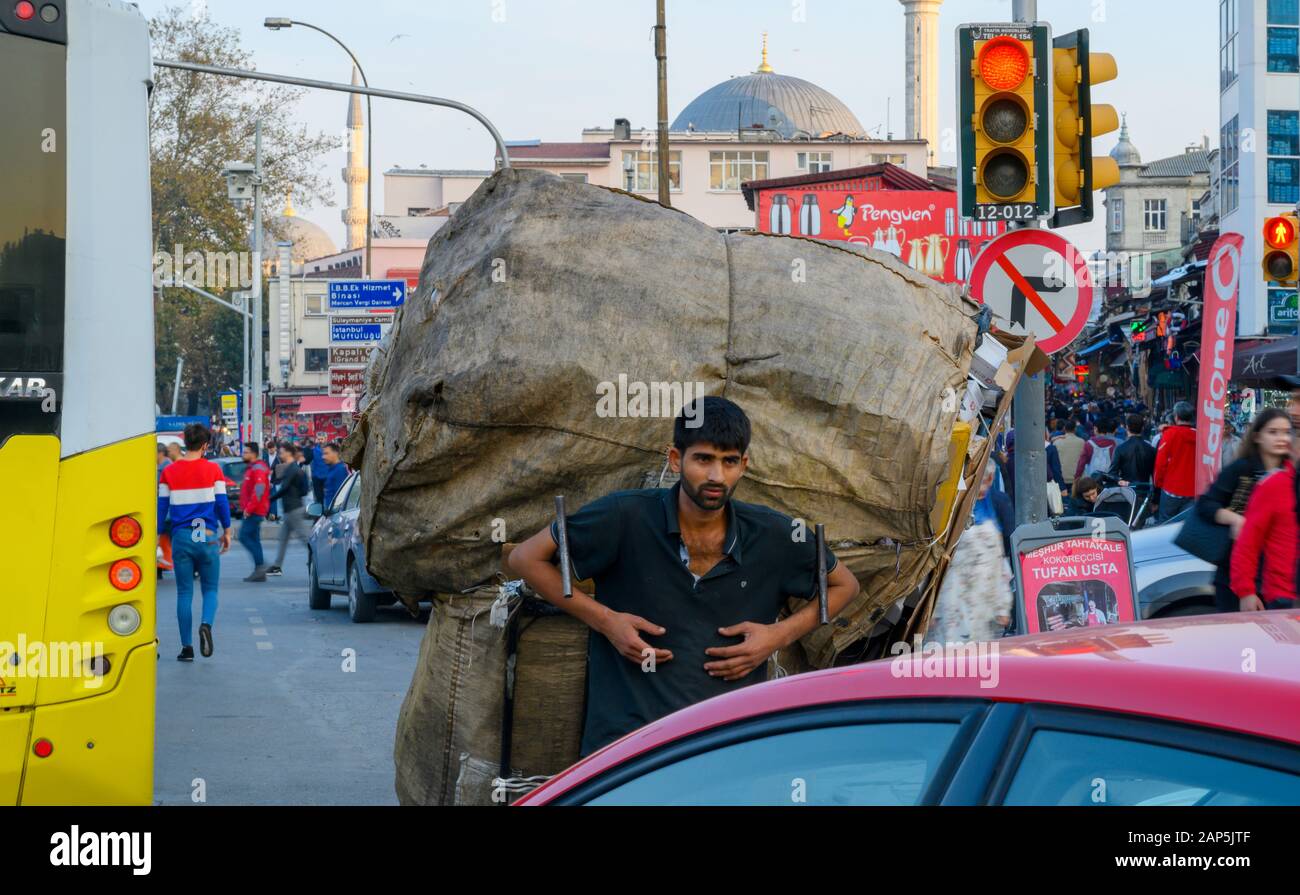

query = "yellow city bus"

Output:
[[0, 0, 155, 804]]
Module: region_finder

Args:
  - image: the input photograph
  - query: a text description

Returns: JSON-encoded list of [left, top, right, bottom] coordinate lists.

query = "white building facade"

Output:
[[1219, 0, 1300, 336]]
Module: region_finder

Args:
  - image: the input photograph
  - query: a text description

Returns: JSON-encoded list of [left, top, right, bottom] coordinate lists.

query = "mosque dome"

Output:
[[266, 190, 339, 264], [671, 36, 866, 139], [1109, 114, 1142, 167]]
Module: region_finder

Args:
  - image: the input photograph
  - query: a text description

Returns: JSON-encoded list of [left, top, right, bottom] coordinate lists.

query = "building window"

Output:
[[1221, 0, 1239, 89], [304, 348, 328, 372], [1143, 199, 1167, 232], [304, 294, 325, 316], [1270, 0, 1299, 24], [1221, 115, 1240, 214], [870, 153, 908, 166], [560, 173, 589, 184], [407, 207, 431, 215], [1269, 110, 1300, 204], [708, 150, 769, 191], [1109, 197, 1123, 234], [1269, 26, 1300, 72], [797, 151, 832, 173], [621, 150, 682, 192]]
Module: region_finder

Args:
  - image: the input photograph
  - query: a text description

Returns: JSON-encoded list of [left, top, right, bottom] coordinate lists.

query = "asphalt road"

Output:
[[153, 524, 428, 805]]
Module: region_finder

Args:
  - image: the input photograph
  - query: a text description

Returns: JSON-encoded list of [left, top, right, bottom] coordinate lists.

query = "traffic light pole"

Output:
[[1010, 0, 1049, 529]]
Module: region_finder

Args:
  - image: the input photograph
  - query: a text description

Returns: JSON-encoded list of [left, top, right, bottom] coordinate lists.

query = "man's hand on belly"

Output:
[[597, 610, 675, 666], [704, 622, 785, 682]]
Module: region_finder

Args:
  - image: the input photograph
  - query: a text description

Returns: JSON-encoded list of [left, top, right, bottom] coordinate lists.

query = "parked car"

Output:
[[516, 611, 1300, 806], [1130, 507, 1216, 618], [212, 457, 247, 519], [306, 471, 396, 622]]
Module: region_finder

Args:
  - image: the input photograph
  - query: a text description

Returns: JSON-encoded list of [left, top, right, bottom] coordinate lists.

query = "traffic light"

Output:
[[957, 23, 1052, 223], [1049, 28, 1120, 227], [1262, 213, 1299, 286]]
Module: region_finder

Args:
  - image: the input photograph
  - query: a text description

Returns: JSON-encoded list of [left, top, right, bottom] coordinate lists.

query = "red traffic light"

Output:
[[978, 37, 1030, 91], [1264, 216, 1297, 249]]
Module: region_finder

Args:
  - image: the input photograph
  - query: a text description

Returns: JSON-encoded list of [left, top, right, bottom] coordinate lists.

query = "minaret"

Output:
[[898, 0, 943, 165], [341, 66, 368, 251]]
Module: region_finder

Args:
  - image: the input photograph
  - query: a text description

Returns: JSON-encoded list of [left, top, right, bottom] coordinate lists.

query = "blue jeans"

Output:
[[238, 513, 265, 567], [172, 533, 220, 647]]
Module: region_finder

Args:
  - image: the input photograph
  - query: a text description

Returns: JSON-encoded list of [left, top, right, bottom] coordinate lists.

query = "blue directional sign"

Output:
[[329, 313, 393, 345], [328, 279, 407, 310]]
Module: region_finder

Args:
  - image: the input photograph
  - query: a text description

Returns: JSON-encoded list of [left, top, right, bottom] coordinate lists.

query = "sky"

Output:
[[137, 0, 1220, 255]]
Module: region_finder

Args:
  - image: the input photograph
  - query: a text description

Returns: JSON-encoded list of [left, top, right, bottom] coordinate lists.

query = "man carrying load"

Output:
[[509, 396, 860, 756]]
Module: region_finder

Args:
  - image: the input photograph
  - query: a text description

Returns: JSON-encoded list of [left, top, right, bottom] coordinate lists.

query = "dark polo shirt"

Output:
[[552, 482, 838, 756]]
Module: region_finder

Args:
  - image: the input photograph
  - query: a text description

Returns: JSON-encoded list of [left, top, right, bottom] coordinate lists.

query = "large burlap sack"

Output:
[[349, 167, 977, 664], [393, 585, 588, 806]]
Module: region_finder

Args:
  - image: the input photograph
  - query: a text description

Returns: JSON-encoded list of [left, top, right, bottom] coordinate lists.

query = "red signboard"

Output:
[[754, 188, 1004, 284], [329, 366, 365, 397], [1019, 536, 1137, 634], [1195, 232, 1244, 495]]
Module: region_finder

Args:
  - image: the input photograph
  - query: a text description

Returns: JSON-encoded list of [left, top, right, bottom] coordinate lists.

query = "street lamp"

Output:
[[265, 17, 373, 280]]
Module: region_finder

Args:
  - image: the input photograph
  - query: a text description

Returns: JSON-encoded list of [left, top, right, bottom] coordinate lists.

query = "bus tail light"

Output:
[[108, 603, 141, 636], [33, 738, 53, 758], [14, 1, 35, 21], [109, 515, 142, 547], [109, 559, 141, 591]]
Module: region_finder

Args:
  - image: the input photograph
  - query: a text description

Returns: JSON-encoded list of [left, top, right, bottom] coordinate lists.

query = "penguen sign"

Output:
[[1195, 232, 1243, 495]]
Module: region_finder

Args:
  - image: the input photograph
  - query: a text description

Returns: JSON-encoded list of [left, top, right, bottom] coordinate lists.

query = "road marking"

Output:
[[256, 642, 273, 651], [248, 616, 263, 624], [251, 628, 268, 636]]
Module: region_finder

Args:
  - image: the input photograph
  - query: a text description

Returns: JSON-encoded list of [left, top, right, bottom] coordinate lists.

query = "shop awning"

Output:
[[1076, 336, 1112, 358], [296, 395, 350, 415], [1232, 336, 1298, 383]]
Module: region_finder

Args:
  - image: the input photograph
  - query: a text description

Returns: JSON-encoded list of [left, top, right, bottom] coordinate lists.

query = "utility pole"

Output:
[[241, 292, 250, 448], [1010, 0, 1048, 527], [170, 356, 183, 415], [655, 0, 671, 207], [252, 121, 265, 451]]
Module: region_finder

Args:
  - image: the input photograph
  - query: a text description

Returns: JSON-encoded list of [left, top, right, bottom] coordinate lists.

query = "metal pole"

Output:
[[273, 21, 373, 277], [242, 292, 250, 449], [655, 0, 671, 207], [171, 355, 183, 415], [1011, 0, 1047, 527], [252, 121, 265, 452], [153, 59, 511, 168]]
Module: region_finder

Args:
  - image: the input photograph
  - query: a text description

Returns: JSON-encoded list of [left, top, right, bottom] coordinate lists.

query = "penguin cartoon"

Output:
[[831, 195, 856, 237]]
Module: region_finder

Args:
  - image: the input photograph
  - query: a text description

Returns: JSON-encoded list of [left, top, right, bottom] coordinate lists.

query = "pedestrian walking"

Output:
[[1109, 414, 1156, 484], [1198, 408, 1292, 612], [1077, 417, 1119, 480], [238, 443, 272, 582], [1154, 401, 1197, 522], [309, 433, 329, 507], [157, 423, 230, 661], [1053, 420, 1087, 490], [1231, 451, 1299, 612], [156, 442, 171, 477], [265, 442, 312, 576]]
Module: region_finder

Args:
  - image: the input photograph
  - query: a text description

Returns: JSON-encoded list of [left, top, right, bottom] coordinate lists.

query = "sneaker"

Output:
[[199, 623, 213, 657], [244, 567, 268, 582], [177, 645, 194, 662], [265, 566, 283, 576]]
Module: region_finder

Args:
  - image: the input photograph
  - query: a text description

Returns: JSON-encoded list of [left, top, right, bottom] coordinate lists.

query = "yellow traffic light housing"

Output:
[[1262, 214, 1299, 286], [957, 23, 1052, 223], [1049, 28, 1119, 227]]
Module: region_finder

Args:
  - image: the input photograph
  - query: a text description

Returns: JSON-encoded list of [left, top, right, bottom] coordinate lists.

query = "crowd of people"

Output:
[[930, 387, 1300, 645], [155, 424, 352, 660]]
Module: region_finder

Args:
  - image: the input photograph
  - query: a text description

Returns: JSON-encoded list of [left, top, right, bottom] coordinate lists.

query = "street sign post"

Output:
[[328, 366, 366, 397], [328, 279, 407, 310], [329, 346, 372, 365], [968, 228, 1092, 354]]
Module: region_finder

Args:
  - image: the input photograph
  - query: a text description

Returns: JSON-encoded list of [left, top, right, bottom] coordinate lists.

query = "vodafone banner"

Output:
[[1195, 232, 1243, 495], [754, 188, 1004, 284]]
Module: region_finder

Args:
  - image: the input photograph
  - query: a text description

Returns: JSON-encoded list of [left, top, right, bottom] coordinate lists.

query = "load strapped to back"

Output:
[[343, 168, 1018, 803]]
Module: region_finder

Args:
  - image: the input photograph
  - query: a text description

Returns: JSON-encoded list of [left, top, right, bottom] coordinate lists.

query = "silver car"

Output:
[[1130, 509, 1217, 618]]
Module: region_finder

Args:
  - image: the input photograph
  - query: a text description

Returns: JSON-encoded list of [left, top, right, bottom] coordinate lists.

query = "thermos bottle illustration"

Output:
[[799, 194, 821, 235], [769, 194, 792, 234]]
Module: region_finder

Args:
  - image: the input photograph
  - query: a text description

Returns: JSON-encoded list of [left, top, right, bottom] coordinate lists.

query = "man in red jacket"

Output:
[[238, 443, 272, 582], [1231, 463, 1298, 610], [1153, 401, 1197, 522]]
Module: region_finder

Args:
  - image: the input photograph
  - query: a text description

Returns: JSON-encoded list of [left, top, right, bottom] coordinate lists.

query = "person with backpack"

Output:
[[1076, 417, 1119, 481], [265, 442, 312, 577], [237, 443, 272, 582], [1198, 409, 1293, 612]]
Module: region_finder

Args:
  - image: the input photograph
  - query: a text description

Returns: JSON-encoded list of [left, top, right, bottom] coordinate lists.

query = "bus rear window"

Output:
[[0, 30, 65, 439]]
